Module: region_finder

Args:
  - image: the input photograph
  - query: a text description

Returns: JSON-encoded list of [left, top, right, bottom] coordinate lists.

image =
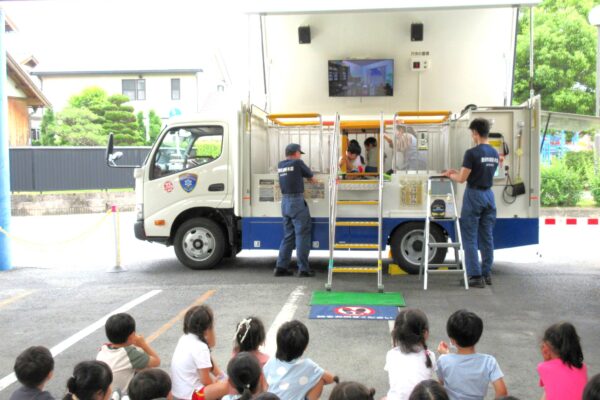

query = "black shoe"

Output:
[[296, 270, 316, 278], [461, 276, 485, 288], [484, 275, 492, 285], [274, 268, 294, 277]]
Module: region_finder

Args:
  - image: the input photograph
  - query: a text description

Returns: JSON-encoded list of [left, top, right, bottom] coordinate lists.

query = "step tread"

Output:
[[335, 221, 380, 227], [332, 267, 381, 274], [429, 242, 461, 248], [337, 200, 379, 205], [334, 243, 380, 249]]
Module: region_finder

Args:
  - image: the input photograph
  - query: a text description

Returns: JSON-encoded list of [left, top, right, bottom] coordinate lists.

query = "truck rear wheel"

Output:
[[390, 222, 447, 275], [174, 217, 225, 270]]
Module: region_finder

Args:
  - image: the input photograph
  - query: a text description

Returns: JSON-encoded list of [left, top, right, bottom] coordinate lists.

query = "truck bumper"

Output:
[[134, 221, 147, 240]]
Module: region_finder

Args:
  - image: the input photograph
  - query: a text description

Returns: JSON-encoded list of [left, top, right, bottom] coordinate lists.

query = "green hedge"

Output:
[[590, 172, 600, 206], [541, 160, 584, 206], [564, 151, 594, 187]]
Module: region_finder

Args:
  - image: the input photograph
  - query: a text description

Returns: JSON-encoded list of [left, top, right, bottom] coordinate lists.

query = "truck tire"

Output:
[[174, 217, 225, 270], [390, 222, 448, 275]]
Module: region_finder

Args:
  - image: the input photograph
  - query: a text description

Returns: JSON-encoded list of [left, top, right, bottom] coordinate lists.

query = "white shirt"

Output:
[[385, 347, 437, 400], [171, 334, 212, 399]]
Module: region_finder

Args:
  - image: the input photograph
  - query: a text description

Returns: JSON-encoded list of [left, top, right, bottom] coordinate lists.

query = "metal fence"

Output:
[[9, 147, 151, 192]]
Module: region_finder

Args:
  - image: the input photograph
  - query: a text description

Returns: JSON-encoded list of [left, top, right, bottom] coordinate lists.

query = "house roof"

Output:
[[7, 53, 51, 108], [31, 68, 203, 77], [3, 13, 17, 32]]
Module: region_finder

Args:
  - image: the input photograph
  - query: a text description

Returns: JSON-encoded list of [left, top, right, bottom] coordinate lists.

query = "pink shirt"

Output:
[[538, 358, 588, 400]]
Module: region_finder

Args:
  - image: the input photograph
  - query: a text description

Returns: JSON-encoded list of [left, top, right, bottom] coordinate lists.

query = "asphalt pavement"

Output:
[[0, 212, 599, 400]]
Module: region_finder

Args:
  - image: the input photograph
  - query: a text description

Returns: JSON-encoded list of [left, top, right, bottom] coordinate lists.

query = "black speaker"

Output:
[[411, 23, 423, 41], [298, 26, 311, 44]]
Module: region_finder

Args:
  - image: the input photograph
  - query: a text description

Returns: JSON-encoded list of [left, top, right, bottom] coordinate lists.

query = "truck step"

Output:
[[338, 180, 379, 184], [334, 243, 379, 249], [429, 242, 461, 248], [426, 264, 461, 269], [337, 200, 379, 205], [335, 221, 379, 227], [332, 266, 380, 274], [428, 217, 457, 221]]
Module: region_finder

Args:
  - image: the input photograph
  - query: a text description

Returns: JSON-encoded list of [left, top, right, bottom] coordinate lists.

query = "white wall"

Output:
[[7, 76, 26, 98], [257, 8, 517, 115], [38, 73, 201, 118]]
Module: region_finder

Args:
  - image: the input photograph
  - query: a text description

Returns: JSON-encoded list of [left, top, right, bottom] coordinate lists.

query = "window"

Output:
[[152, 126, 224, 180], [122, 79, 146, 101], [171, 78, 181, 100]]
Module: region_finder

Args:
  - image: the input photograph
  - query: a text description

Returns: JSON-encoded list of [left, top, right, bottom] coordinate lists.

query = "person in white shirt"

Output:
[[385, 309, 437, 400], [171, 305, 229, 400]]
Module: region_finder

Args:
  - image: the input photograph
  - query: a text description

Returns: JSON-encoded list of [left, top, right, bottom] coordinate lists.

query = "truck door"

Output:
[[143, 124, 228, 237]]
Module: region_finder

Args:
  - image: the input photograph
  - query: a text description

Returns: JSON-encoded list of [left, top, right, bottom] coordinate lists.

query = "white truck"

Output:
[[106, 1, 541, 275]]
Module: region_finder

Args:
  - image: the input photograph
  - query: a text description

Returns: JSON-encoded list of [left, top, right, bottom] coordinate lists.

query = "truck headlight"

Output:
[[135, 204, 143, 221]]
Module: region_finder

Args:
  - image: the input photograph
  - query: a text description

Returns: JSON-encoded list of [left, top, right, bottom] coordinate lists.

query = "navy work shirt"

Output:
[[278, 159, 314, 194], [462, 144, 499, 189]]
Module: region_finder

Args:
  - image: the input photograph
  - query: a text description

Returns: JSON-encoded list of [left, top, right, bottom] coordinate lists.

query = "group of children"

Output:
[[8, 306, 599, 400], [339, 138, 380, 175]]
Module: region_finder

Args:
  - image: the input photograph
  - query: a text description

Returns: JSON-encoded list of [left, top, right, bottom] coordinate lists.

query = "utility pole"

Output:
[[589, 6, 600, 117], [0, 9, 12, 270]]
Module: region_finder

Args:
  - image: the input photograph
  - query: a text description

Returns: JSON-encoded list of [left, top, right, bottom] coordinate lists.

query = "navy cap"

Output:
[[285, 143, 305, 155]]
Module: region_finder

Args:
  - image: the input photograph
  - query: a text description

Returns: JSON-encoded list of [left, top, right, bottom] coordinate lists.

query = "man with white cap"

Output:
[[275, 143, 317, 277]]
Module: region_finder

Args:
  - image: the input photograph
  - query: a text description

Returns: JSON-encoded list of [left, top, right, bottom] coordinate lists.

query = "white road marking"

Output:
[[388, 320, 394, 332], [0, 289, 162, 392], [264, 286, 306, 357]]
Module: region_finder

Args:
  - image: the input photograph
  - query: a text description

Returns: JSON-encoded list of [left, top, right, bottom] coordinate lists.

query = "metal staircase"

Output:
[[326, 113, 385, 292], [421, 176, 469, 290]]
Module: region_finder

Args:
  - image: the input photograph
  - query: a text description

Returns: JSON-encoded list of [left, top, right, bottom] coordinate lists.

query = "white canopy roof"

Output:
[[245, 0, 540, 15]]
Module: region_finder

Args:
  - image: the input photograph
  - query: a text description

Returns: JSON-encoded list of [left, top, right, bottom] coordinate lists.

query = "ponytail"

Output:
[[64, 361, 112, 400], [391, 309, 432, 368], [227, 352, 262, 398], [543, 322, 584, 369], [239, 387, 254, 400], [184, 305, 214, 345]]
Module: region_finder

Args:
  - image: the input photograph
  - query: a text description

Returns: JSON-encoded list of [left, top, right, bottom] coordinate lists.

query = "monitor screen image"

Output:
[[328, 59, 394, 97]]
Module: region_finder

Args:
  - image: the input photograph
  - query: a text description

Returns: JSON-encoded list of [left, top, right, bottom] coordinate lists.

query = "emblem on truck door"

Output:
[[179, 173, 198, 193]]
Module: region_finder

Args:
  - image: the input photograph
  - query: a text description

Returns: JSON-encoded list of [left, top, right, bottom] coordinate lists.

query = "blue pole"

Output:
[[0, 10, 12, 271]]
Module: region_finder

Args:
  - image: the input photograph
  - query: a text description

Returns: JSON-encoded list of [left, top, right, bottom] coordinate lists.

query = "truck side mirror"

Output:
[[105, 133, 141, 169]]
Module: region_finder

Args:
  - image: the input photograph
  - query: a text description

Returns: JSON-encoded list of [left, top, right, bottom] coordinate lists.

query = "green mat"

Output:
[[311, 291, 405, 307]]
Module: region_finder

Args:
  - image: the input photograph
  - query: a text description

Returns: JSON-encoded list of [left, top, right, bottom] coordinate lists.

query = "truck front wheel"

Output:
[[174, 217, 225, 270], [390, 222, 448, 275]]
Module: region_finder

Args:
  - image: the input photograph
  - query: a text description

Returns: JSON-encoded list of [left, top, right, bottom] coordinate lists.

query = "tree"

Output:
[[136, 111, 147, 139], [50, 107, 106, 146], [68, 87, 111, 119], [148, 109, 163, 143], [101, 94, 145, 145], [40, 108, 56, 145], [514, 0, 600, 114]]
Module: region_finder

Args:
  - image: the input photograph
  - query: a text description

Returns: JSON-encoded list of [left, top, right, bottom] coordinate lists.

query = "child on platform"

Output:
[[385, 309, 436, 400], [171, 305, 229, 400], [437, 310, 507, 400], [233, 317, 269, 367], [96, 313, 160, 394], [538, 322, 588, 400], [363, 137, 379, 173], [10, 346, 55, 400], [263, 320, 337, 400]]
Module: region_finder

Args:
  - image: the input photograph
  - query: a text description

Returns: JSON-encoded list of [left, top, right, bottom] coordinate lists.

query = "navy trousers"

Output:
[[276, 194, 312, 271]]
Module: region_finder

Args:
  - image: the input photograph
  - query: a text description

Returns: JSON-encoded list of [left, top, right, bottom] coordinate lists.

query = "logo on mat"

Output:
[[179, 173, 198, 193], [333, 306, 375, 317]]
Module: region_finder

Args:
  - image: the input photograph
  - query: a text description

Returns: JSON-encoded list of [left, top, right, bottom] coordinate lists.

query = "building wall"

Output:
[[255, 8, 517, 115], [7, 74, 26, 98], [37, 73, 201, 119], [8, 97, 30, 147]]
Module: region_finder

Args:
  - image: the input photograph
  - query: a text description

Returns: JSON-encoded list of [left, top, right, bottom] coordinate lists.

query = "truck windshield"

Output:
[[151, 125, 224, 180]]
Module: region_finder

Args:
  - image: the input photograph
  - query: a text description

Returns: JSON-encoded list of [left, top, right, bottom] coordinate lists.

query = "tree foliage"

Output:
[[40, 108, 56, 146], [43, 87, 143, 146], [148, 109, 163, 143], [514, 0, 600, 114]]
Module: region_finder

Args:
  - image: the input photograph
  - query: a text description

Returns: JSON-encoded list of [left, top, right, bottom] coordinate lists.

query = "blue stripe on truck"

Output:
[[241, 217, 539, 250]]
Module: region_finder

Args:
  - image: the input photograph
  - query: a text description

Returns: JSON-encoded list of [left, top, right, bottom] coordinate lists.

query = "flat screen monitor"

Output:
[[328, 59, 394, 97]]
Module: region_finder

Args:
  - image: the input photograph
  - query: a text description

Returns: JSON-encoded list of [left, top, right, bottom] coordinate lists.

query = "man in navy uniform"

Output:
[[275, 143, 317, 277], [443, 118, 499, 288]]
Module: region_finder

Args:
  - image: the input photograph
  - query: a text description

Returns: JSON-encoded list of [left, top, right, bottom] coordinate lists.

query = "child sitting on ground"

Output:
[[96, 313, 160, 394], [10, 346, 55, 400], [385, 309, 436, 400], [223, 352, 268, 400], [263, 320, 337, 400], [408, 380, 448, 400], [538, 322, 588, 400], [128, 369, 172, 400], [329, 382, 375, 400], [583, 373, 600, 400], [437, 309, 507, 400], [64, 360, 113, 400], [233, 317, 269, 367], [171, 305, 229, 400]]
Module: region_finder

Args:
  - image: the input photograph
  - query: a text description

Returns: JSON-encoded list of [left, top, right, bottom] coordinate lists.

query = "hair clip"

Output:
[[234, 318, 253, 344]]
